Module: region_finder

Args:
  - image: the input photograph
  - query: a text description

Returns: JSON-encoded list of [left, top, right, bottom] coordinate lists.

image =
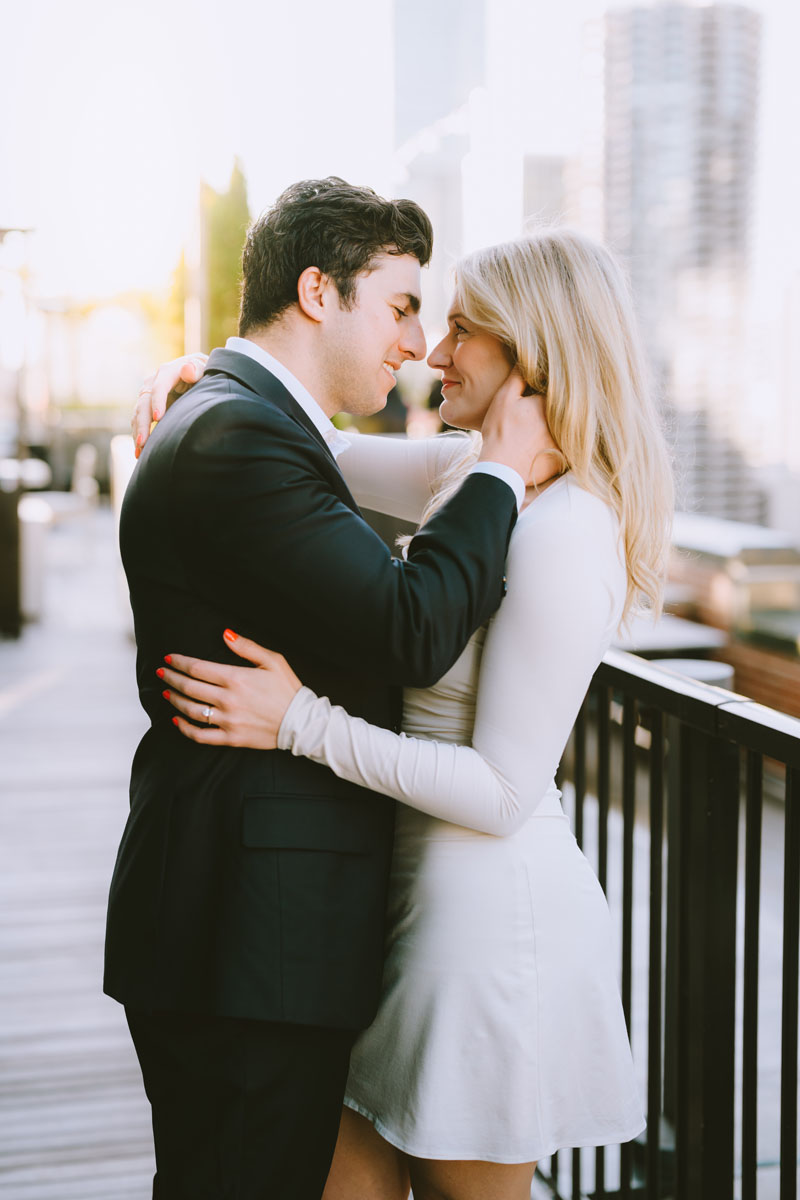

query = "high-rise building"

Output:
[[604, 1, 765, 521], [393, 0, 532, 372], [394, 0, 485, 150], [391, 0, 484, 368], [523, 156, 568, 226]]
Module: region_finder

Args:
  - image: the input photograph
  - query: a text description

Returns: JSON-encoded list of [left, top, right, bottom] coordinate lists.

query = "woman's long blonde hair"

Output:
[[419, 229, 674, 620]]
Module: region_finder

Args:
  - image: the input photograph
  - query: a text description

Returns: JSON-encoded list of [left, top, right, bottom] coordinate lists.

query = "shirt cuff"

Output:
[[469, 462, 525, 511]]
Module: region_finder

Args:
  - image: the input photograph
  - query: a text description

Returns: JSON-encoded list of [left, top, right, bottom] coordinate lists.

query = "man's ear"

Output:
[[297, 266, 337, 324]]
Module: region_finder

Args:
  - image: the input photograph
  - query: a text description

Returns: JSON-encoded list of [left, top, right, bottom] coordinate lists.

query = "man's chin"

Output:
[[345, 394, 388, 418]]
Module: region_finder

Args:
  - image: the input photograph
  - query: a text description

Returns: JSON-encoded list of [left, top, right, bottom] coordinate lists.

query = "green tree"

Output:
[[165, 250, 188, 358], [203, 158, 251, 350], [166, 159, 251, 354]]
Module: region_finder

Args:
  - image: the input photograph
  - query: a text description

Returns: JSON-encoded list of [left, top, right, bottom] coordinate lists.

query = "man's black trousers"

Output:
[[126, 1007, 356, 1199]]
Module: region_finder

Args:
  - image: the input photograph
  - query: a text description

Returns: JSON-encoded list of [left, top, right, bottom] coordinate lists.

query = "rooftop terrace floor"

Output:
[[0, 506, 153, 1198], [0, 504, 790, 1199]]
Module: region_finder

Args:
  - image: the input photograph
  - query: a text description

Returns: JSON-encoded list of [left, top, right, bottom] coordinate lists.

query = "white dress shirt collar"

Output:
[[225, 336, 350, 459]]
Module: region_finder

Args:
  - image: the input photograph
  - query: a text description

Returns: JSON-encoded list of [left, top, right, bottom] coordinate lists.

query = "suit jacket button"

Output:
[[501, 575, 508, 596]]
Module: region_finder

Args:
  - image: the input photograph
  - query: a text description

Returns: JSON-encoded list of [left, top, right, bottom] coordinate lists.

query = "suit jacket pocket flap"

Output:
[[242, 794, 377, 853]]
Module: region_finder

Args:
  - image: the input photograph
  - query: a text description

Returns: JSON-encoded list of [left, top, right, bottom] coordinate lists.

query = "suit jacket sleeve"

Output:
[[172, 398, 515, 689]]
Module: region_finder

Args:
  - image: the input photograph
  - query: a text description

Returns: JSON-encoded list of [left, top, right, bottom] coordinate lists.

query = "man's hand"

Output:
[[478, 368, 564, 486], [132, 352, 208, 458]]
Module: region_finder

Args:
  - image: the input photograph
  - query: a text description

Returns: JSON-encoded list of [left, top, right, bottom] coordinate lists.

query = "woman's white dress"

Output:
[[278, 432, 646, 1163]]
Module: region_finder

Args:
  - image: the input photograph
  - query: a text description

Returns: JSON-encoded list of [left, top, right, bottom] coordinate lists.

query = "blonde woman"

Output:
[[142, 229, 672, 1200]]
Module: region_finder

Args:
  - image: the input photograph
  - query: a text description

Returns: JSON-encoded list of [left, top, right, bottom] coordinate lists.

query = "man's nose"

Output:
[[400, 316, 427, 362]]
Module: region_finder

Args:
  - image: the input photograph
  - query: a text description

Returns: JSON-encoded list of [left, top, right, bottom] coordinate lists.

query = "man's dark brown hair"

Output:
[[238, 176, 433, 335]]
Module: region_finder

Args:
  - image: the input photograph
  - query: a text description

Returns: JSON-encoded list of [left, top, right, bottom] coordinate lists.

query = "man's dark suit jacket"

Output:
[[104, 347, 517, 1031]]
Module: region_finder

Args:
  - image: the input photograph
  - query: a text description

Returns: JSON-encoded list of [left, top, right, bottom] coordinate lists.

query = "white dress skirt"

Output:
[[279, 436, 647, 1163]]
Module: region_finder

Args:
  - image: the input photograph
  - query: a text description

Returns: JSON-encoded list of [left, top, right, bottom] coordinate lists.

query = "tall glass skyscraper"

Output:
[[604, 1, 764, 520], [393, 0, 485, 149]]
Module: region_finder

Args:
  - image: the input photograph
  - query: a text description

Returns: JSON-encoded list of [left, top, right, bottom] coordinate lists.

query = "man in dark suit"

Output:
[[105, 177, 536, 1199]]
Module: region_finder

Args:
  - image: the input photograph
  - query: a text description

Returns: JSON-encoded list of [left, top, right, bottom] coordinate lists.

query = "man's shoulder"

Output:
[[156, 373, 310, 452]]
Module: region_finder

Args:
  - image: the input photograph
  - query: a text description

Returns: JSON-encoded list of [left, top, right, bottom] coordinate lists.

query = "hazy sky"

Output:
[[1, 0, 798, 300]]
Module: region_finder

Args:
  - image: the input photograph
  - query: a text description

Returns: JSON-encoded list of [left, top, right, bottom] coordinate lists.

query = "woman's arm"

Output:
[[163, 496, 624, 835], [337, 431, 473, 523], [277, 506, 623, 834]]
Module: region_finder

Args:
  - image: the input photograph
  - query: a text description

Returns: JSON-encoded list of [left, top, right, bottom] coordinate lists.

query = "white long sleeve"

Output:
[[337, 431, 525, 518], [279, 478, 627, 836], [336, 431, 472, 521]]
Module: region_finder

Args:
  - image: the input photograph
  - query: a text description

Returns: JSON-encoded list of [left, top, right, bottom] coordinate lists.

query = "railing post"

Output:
[[663, 716, 681, 1133], [670, 723, 740, 1199]]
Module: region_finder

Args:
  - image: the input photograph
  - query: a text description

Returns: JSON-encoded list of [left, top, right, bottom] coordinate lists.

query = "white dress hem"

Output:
[[343, 1097, 647, 1165]]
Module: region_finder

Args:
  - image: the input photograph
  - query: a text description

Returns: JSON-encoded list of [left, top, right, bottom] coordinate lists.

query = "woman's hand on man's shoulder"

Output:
[[132, 352, 209, 458]]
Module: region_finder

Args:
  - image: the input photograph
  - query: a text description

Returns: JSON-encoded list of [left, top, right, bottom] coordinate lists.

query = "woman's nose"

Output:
[[427, 335, 451, 370]]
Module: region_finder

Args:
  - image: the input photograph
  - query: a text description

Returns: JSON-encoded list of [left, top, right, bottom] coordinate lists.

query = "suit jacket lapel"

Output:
[[205, 348, 331, 457], [204, 348, 360, 513]]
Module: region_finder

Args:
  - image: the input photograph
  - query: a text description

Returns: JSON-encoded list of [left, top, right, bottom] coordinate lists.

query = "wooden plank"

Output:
[[0, 508, 154, 1199]]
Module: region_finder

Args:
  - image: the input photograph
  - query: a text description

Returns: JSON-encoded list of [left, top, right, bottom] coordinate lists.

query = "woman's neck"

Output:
[[520, 470, 566, 512]]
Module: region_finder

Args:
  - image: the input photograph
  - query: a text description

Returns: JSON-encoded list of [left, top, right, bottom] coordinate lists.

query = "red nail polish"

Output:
[[156, 667, 165, 679], [164, 655, 173, 665], [162, 690, 170, 700], [135, 433, 143, 448], [172, 716, 179, 726], [224, 628, 238, 642]]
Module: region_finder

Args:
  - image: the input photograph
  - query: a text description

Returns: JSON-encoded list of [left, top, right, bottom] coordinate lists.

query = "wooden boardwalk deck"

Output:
[[0, 507, 153, 1198]]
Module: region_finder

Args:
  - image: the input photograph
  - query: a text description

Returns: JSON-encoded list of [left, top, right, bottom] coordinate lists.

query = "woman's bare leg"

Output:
[[407, 1157, 537, 1200], [322, 1106, 411, 1200]]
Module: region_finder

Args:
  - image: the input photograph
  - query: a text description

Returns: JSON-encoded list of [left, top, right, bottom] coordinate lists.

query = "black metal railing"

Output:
[[540, 649, 800, 1200]]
